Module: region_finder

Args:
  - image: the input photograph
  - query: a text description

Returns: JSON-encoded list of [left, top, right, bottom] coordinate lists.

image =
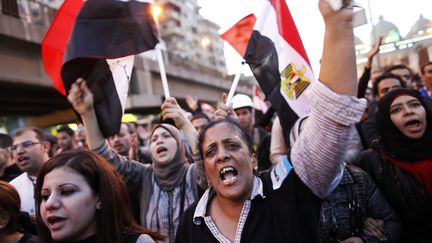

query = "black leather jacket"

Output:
[[357, 149, 432, 243], [319, 165, 401, 243]]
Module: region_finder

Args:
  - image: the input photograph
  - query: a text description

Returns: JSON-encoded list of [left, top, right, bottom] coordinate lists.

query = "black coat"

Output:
[[357, 149, 432, 243]]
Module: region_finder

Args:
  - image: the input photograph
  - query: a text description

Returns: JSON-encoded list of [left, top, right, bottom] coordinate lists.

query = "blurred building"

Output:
[[0, 0, 254, 131], [157, 0, 226, 74], [356, 15, 432, 74]]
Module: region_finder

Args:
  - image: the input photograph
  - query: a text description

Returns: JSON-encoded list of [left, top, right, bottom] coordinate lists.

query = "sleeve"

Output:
[[290, 80, 367, 198], [363, 172, 401, 243], [136, 234, 155, 243], [357, 67, 372, 98], [93, 141, 149, 193]]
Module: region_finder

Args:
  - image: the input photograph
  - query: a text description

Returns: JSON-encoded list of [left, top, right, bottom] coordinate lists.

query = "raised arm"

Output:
[[68, 79, 148, 190], [67, 78, 105, 150], [358, 37, 383, 98], [289, 0, 367, 198], [161, 97, 199, 155]]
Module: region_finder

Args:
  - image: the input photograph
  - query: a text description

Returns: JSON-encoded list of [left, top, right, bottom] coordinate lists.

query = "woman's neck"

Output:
[[209, 195, 248, 242], [218, 196, 245, 218]]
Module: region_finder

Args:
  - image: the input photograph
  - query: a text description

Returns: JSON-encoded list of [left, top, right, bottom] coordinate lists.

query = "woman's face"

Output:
[[390, 95, 427, 139], [202, 123, 255, 202], [40, 167, 98, 241], [150, 127, 178, 165]]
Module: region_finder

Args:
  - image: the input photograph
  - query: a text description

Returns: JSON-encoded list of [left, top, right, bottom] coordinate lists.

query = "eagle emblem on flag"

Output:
[[281, 64, 310, 100]]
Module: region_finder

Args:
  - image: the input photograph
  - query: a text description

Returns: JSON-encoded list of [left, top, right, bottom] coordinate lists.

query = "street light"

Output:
[[201, 37, 211, 48], [152, 5, 162, 20]]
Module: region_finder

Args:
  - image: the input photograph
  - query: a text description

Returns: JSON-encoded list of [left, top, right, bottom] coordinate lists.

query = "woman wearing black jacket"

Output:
[[357, 88, 432, 242]]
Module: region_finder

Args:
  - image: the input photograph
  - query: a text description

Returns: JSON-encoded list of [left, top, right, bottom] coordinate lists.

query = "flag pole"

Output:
[[152, 4, 170, 98], [225, 60, 245, 107], [156, 44, 170, 98]]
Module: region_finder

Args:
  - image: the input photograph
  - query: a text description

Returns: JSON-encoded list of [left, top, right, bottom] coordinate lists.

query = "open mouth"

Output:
[[219, 166, 239, 186], [48, 216, 65, 224], [47, 216, 66, 229], [405, 119, 422, 132], [156, 146, 167, 154], [17, 156, 29, 163]]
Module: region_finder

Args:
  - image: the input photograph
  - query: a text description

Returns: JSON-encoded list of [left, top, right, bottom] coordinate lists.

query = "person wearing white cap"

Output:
[[232, 94, 271, 171]]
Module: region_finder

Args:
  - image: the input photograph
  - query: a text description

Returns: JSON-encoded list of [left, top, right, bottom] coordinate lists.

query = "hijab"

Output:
[[377, 88, 432, 196], [376, 88, 432, 162], [151, 124, 188, 191]]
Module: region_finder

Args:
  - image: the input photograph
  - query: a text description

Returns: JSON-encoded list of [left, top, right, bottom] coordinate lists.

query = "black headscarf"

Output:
[[376, 88, 432, 162]]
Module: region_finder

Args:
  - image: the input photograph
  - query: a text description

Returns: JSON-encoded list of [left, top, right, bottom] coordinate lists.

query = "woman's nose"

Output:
[[216, 148, 230, 162], [44, 194, 61, 210]]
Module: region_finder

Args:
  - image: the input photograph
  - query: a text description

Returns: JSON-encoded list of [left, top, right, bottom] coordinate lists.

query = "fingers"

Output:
[[221, 92, 227, 104], [363, 218, 386, 240], [67, 78, 85, 107], [214, 109, 228, 121]]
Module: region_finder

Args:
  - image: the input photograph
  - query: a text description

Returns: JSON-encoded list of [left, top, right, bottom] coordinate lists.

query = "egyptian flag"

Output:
[[42, 0, 158, 137], [223, 0, 315, 146], [220, 14, 256, 57]]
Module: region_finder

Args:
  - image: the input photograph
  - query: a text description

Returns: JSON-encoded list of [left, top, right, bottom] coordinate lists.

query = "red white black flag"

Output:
[[42, 0, 158, 137], [223, 0, 315, 145]]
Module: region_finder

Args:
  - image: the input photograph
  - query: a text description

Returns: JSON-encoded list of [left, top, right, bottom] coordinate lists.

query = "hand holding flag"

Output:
[[223, 0, 316, 146], [42, 0, 158, 137]]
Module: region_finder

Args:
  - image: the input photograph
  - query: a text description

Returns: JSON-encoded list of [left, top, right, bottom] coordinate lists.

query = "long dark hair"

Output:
[[0, 181, 21, 234], [35, 150, 163, 243]]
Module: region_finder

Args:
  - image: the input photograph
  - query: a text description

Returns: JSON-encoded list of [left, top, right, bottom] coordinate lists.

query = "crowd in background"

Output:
[[1, 1, 432, 243]]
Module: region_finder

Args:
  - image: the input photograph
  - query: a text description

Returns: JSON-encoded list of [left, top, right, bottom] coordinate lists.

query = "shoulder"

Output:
[[346, 165, 370, 178], [17, 232, 38, 243], [135, 234, 155, 243], [176, 201, 200, 241], [9, 173, 28, 186], [358, 149, 381, 165], [181, 200, 199, 221]]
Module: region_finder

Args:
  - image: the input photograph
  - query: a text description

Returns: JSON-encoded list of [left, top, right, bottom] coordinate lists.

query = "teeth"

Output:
[[222, 174, 238, 185], [220, 166, 234, 175]]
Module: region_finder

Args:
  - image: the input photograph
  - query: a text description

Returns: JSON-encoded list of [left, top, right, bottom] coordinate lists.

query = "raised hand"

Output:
[[67, 78, 94, 116], [161, 97, 189, 129], [366, 36, 384, 68], [214, 93, 238, 121], [185, 95, 199, 111], [319, 0, 354, 25]]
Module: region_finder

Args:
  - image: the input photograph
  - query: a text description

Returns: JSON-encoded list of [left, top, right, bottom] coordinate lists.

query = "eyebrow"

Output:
[[204, 137, 241, 149], [42, 183, 78, 190], [390, 98, 419, 109]]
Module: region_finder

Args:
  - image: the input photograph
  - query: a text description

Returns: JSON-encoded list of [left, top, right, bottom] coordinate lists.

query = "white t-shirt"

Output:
[[10, 172, 36, 216]]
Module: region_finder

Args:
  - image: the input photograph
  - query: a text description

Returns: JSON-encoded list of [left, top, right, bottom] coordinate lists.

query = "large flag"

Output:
[[224, 0, 315, 146], [42, 0, 158, 137]]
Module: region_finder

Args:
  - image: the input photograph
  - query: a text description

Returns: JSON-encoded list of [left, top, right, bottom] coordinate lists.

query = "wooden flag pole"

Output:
[[225, 60, 245, 107]]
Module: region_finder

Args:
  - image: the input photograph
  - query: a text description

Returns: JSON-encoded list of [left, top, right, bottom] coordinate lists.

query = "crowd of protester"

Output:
[[1, 1, 432, 242]]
